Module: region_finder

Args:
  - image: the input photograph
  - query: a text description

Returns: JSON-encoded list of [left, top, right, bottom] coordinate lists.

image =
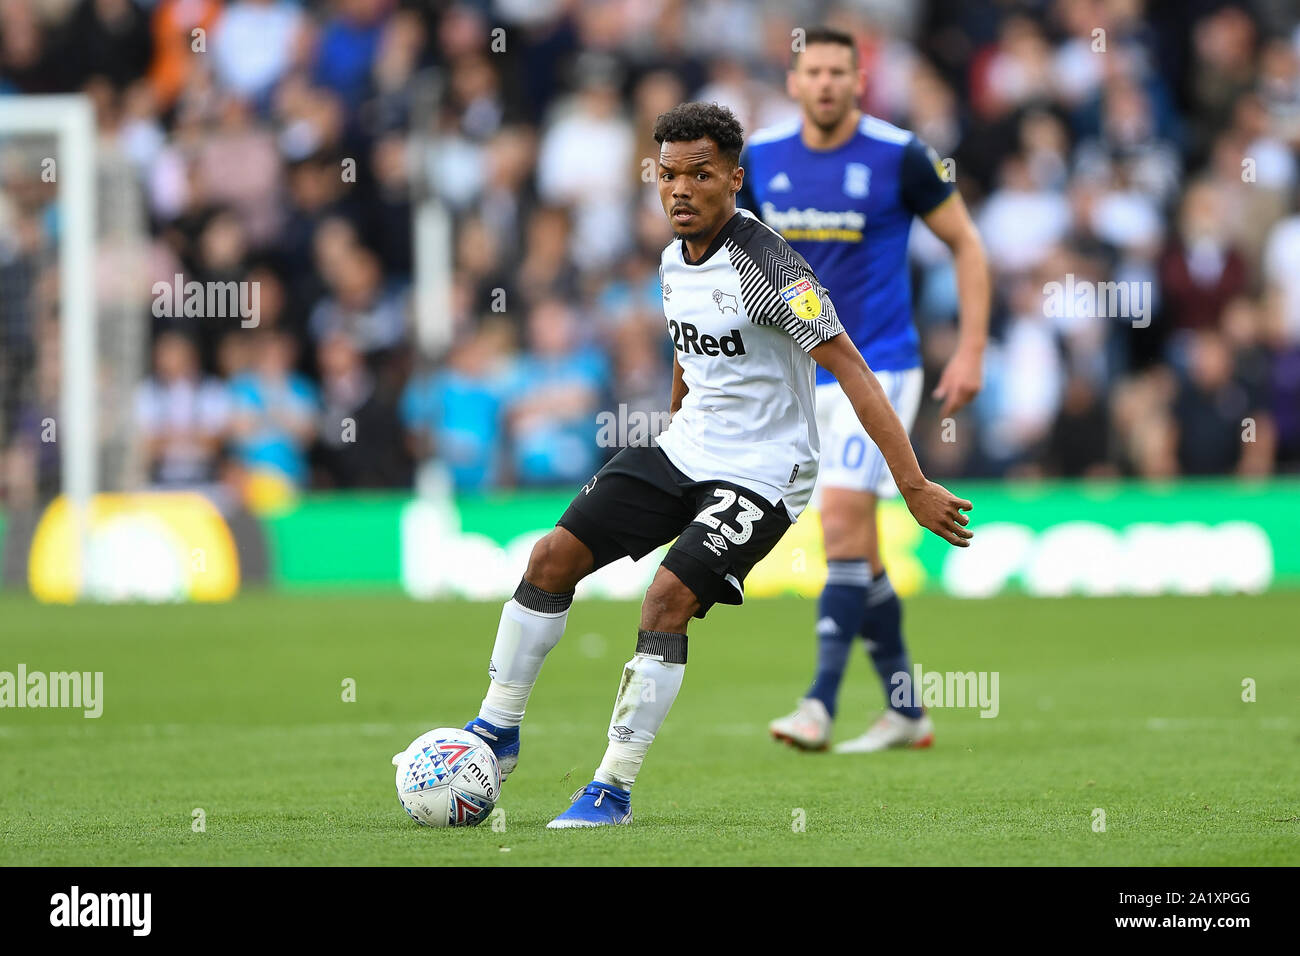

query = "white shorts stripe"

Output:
[[813, 367, 925, 498]]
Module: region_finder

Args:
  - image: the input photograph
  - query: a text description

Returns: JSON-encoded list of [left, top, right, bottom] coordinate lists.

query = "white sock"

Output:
[[478, 582, 571, 728], [594, 634, 686, 790]]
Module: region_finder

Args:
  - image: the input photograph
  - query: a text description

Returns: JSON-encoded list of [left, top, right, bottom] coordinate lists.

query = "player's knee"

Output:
[[819, 508, 853, 551], [820, 492, 879, 563], [640, 571, 698, 632], [524, 529, 592, 594]]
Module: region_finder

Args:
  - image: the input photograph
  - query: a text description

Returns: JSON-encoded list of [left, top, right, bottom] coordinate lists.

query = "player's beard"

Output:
[[670, 206, 710, 242], [672, 222, 709, 242], [805, 96, 854, 134]]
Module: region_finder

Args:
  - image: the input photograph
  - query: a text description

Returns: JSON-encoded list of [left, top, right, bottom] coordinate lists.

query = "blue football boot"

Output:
[[546, 780, 633, 828], [463, 718, 520, 781]]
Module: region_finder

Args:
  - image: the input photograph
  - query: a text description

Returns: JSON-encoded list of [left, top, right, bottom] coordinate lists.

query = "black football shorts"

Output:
[[557, 444, 792, 618]]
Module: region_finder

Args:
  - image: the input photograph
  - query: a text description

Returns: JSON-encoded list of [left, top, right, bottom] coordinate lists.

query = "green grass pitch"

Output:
[[0, 592, 1295, 866]]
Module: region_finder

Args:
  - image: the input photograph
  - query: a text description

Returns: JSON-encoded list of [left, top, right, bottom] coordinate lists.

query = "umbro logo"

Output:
[[712, 290, 738, 314], [613, 725, 633, 740], [768, 172, 792, 191], [701, 532, 729, 557]]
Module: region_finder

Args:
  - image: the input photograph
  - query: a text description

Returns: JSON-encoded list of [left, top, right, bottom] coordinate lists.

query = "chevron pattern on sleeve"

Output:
[[725, 222, 844, 351]]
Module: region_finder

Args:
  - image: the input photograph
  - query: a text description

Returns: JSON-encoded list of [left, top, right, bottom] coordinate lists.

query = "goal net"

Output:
[[0, 95, 148, 598]]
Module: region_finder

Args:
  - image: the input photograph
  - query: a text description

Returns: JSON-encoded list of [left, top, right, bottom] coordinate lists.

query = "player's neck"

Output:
[[682, 206, 738, 264], [800, 109, 862, 152]]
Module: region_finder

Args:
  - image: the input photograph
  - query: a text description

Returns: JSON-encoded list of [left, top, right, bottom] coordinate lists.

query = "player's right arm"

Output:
[[669, 352, 688, 418], [811, 333, 973, 547]]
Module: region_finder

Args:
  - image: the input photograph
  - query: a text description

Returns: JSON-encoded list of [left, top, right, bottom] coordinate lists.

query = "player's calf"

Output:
[[464, 531, 595, 781], [523, 527, 595, 594], [547, 626, 688, 828], [639, 566, 700, 632]]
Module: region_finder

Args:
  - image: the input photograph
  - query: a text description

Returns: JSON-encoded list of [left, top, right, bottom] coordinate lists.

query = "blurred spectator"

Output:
[[477, 126, 538, 264], [211, 0, 305, 103], [146, 0, 222, 109], [363, 132, 415, 279], [970, 15, 1054, 121], [976, 277, 1064, 474], [0, 0, 58, 93], [1173, 331, 1274, 476], [312, 0, 390, 112], [535, 55, 634, 269], [62, 0, 154, 92], [313, 331, 411, 488], [136, 332, 229, 487], [507, 300, 608, 486], [401, 323, 515, 491], [1189, 6, 1258, 157], [1046, 373, 1114, 479], [1158, 180, 1248, 335], [307, 244, 407, 355], [1263, 210, 1300, 345], [514, 205, 579, 306], [227, 330, 318, 487], [977, 155, 1071, 274]]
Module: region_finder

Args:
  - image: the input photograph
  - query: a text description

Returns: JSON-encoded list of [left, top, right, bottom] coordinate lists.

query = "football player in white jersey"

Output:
[[458, 102, 972, 828]]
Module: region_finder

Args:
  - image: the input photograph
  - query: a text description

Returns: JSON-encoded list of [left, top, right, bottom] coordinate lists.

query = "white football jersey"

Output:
[[655, 208, 845, 518]]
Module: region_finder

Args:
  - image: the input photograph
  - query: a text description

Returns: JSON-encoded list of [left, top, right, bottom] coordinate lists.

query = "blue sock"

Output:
[[861, 571, 922, 719], [805, 560, 871, 717]]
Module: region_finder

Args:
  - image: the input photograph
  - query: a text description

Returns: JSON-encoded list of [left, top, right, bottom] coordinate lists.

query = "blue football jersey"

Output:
[[737, 114, 955, 382]]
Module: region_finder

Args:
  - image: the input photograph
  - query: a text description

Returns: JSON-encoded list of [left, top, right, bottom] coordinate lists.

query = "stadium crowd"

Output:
[[2, 0, 1300, 507]]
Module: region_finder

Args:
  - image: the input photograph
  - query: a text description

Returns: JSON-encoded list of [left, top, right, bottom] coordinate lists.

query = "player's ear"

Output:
[[731, 162, 744, 196], [785, 69, 799, 100]]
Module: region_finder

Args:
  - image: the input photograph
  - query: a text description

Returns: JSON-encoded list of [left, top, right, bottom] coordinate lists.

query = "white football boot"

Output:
[[833, 709, 934, 754], [768, 697, 832, 751]]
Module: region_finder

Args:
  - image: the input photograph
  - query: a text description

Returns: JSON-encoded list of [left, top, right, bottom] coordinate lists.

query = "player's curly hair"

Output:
[[653, 102, 745, 167]]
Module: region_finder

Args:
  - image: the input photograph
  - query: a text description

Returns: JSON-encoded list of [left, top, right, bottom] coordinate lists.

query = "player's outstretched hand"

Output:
[[902, 480, 973, 547]]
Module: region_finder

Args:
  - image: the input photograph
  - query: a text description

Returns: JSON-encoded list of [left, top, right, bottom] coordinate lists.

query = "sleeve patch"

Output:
[[778, 278, 823, 321]]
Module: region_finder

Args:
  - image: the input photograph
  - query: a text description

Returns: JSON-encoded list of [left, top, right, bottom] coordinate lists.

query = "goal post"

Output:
[[0, 94, 97, 598]]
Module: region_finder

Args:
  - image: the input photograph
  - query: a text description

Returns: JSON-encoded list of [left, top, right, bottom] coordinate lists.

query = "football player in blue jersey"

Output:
[[746, 27, 991, 753]]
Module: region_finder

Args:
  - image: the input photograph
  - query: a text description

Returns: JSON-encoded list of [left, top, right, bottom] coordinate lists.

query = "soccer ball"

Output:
[[394, 728, 500, 827]]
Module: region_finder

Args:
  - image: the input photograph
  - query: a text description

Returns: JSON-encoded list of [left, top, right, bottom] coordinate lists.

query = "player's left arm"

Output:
[[923, 195, 990, 418], [811, 333, 973, 547], [900, 138, 991, 419]]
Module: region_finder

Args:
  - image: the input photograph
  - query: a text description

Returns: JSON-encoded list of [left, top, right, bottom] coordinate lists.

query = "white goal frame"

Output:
[[0, 95, 97, 597]]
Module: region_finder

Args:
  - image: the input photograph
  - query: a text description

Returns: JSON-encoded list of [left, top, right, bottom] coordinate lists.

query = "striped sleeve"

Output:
[[726, 229, 844, 352]]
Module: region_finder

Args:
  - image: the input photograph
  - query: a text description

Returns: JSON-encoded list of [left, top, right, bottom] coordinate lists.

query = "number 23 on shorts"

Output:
[[693, 489, 763, 545]]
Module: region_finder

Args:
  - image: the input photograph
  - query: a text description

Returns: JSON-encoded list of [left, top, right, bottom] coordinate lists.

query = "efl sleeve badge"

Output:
[[778, 277, 824, 321]]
